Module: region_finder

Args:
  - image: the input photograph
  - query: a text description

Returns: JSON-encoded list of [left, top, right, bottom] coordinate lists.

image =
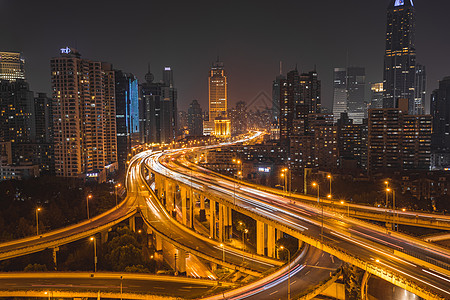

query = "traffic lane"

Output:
[[236, 247, 341, 300], [166, 168, 448, 295], [152, 152, 450, 297], [138, 189, 277, 274], [0, 157, 144, 255], [0, 277, 225, 298], [0, 196, 136, 254]]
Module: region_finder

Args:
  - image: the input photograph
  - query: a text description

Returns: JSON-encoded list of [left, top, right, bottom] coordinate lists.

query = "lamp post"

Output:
[[341, 200, 349, 217], [327, 174, 332, 199], [312, 182, 323, 240], [90, 237, 97, 272], [86, 194, 92, 219], [36, 208, 41, 236], [280, 246, 291, 300], [115, 184, 121, 206]]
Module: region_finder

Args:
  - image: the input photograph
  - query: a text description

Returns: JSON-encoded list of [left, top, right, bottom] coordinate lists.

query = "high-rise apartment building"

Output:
[[272, 71, 285, 124], [279, 67, 321, 143], [368, 108, 431, 174], [383, 0, 426, 115], [0, 79, 34, 163], [140, 66, 178, 144], [430, 77, 450, 170], [0, 52, 25, 81], [50, 47, 117, 178], [337, 113, 368, 171], [187, 100, 203, 136], [115, 70, 139, 169]]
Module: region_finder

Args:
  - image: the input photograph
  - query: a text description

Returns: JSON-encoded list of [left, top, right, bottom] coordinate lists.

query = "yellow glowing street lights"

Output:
[[312, 182, 324, 239], [90, 236, 97, 272], [280, 245, 291, 300], [115, 183, 121, 206], [86, 194, 92, 219], [327, 174, 332, 198], [281, 168, 289, 195], [340, 200, 350, 217], [386, 187, 397, 231], [36, 208, 41, 236]]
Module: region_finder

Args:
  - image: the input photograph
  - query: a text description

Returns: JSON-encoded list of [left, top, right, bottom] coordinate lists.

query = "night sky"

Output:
[[1, 0, 449, 112]]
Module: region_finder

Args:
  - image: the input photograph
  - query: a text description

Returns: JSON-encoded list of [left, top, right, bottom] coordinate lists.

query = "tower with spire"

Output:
[[383, 0, 425, 115]]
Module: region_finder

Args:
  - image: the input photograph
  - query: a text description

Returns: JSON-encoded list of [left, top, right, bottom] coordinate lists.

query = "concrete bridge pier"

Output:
[[155, 234, 163, 252], [199, 194, 206, 222], [267, 225, 276, 258], [129, 215, 136, 232], [256, 221, 265, 255], [52, 247, 59, 270], [177, 249, 187, 275], [100, 229, 109, 244], [209, 199, 216, 239], [225, 206, 232, 241], [180, 186, 188, 226], [218, 204, 224, 242]]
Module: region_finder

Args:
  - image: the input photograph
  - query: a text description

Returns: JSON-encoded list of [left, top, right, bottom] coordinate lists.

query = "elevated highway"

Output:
[[145, 141, 450, 300], [0, 272, 234, 299]]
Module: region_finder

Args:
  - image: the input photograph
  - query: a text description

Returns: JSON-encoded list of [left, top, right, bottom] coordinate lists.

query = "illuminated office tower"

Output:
[[115, 70, 139, 169], [431, 77, 450, 170], [332, 67, 366, 124], [0, 51, 25, 81], [50, 47, 117, 178], [383, 0, 426, 115], [140, 66, 178, 144], [204, 59, 228, 135], [332, 68, 347, 122], [370, 83, 384, 109]]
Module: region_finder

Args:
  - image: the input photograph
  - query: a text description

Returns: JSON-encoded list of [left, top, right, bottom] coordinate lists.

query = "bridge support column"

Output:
[[267, 225, 276, 258], [155, 175, 162, 198], [218, 204, 224, 242], [155, 234, 163, 251], [225, 206, 232, 240], [276, 229, 284, 240], [199, 195, 206, 222], [256, 221, 265, 255], [100, 230, 109, 244], [129, 215, 136, 232], [360, 271, 371, 300], [210, 199, 216, 239], [52, 247, 59, 270], [181, 186, 188, 226], [189, 188, 194, 228], [177, 249, 187, 275]]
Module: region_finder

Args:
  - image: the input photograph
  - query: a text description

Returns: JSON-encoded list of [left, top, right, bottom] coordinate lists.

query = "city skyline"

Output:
[[1, 0, 450, 112]]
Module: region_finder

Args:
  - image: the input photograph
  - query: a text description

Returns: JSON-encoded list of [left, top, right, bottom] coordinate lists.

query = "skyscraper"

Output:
[[50, 47, 117, 178], [370, 83, 384, 109], [0, 52, 25, 81], [0, 79, 34, 163], [187, 100, 203, 136], [332, 67, 366, 123], [332, 68, 347, 122], [430, 77, 450, 170], [368, 108, 431, 174], [204, 59, 227, 135], [115, 70, 139, 169], [139, 66, 178, 144], [299, 70, 321, 114], [383, 0, 426, 115], [272, 64, 285, 123]]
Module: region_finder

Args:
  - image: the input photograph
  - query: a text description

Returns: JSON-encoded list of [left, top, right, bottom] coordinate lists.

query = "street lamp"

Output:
[[115, 183, 121, 206], [86, 194, 92, 219], [312, 182, 324, 240], [280, 246, 291, 300], [341, 200, 350, 217], [36, 208, 41, 236], [220, 243, 225, 262], [327, 174, 332, 199], [386, 188, 397, 231], [90, 237, 97, 272]]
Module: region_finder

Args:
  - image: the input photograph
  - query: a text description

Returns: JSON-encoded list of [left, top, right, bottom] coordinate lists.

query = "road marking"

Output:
[[269, 290, 278, 296]]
